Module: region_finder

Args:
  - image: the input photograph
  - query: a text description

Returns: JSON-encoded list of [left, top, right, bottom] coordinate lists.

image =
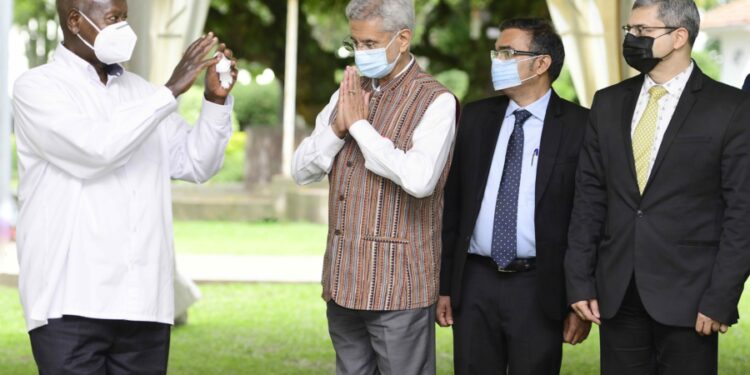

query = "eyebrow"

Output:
[[495, 45, 511, 50], [351, 37, 378, 44]]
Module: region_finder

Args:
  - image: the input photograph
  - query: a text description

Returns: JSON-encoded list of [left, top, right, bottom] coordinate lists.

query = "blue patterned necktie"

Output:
[[491, 109, 532, 269]]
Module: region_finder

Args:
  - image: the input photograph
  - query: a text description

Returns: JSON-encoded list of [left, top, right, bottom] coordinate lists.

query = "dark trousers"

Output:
[[29, 315, 171, 375], [600, 279, 718, 375], [453, 255, 563, 375]]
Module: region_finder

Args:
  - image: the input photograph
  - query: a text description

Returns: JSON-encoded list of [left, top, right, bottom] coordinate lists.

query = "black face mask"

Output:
[[622, 32, 674, 74]]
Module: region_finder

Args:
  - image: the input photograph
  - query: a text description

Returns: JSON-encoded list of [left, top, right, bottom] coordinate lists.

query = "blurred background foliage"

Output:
[[10, 0, 728, 184]]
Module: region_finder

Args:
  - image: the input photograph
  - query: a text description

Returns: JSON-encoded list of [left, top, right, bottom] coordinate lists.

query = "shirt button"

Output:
[[636, 210, 644, 218]]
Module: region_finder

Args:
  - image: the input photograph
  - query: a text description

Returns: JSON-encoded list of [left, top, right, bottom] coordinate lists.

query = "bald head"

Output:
[[56, 0, 82, 22]]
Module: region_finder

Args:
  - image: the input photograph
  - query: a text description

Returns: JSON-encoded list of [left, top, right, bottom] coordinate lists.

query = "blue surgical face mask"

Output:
[[354, 32, 403, 79], [491, 56, 540, 91]]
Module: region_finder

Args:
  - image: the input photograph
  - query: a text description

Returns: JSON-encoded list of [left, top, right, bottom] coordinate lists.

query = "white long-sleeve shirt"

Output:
[[12, 43, 233, 331], [292, 61, 456, 198]]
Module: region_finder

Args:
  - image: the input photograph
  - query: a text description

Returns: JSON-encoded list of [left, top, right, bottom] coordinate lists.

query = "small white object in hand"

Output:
[[215, 53, 233, 89]]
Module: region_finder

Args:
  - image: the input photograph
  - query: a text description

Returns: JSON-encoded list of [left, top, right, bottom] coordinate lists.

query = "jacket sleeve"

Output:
[[699, 96, 750, 325], [565, 93, 608, 305], [440, 103, 468, 296]]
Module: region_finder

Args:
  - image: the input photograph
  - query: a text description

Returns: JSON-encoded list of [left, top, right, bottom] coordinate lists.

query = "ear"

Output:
[[534, 55, 552, 76], [67, 9, 82, 34], [672, 27, 690, 50], [397, 29, 412, 54]]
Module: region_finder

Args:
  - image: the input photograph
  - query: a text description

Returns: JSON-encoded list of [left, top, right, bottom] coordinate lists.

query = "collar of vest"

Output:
[[365, 60, 421, 94]]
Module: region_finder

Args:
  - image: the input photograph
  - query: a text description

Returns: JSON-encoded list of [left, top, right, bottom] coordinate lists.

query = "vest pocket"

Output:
[[359, 237, 413, 309]]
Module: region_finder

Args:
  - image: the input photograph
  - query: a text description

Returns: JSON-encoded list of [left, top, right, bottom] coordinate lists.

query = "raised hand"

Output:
[[204, 43, 238, 105], [338, 66, 371, 132], [165, 32, 219, 99]]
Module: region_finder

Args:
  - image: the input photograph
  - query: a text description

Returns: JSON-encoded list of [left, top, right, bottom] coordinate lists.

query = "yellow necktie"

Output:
[[632, 85, 668, 194]]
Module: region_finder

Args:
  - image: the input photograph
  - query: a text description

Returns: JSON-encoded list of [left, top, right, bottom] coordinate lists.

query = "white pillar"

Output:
[[127, 0, 211, 85], [0, 0, 15, 234], [281, 0, 299, 177]]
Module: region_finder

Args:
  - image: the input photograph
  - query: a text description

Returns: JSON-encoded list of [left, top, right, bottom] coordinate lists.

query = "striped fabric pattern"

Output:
[[323, 63, 454, 311]]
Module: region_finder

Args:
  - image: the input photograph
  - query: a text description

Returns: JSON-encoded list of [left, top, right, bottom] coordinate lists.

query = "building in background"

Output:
[[701, 0, 750, 89]]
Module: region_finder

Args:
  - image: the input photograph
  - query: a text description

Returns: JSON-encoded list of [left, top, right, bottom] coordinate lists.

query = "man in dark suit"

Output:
[[743, 73, 750, 92], [566, 1, 750, 374], [437, 18, 591, 374]]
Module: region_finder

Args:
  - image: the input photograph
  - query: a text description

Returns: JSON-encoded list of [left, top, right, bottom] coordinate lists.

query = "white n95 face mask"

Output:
[[76, 9, 138, 65]]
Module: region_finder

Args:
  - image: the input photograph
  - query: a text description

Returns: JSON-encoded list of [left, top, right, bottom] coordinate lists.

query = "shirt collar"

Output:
[[372, 55, 416, 92], [505, 89, 552, 122], [53, 43, 124, 83], [642, 61, 694, 98]]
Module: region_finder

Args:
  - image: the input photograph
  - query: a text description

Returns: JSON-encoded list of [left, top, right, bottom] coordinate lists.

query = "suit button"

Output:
[[636, 210, 644, 218], [346, 161, 354, 167], [339, 194, 345, 201], [334, 229, 342, 236]]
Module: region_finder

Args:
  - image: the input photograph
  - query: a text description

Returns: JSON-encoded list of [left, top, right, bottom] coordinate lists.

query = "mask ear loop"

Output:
[[655, 29, 679, 61], [73, 8, 101, 51], [74, 9, 103, 33], [384, 30, 407, 65], [518, 55, 543, 83]]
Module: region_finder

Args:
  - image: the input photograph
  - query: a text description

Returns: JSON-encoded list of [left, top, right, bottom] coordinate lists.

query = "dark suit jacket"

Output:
[[565, 66, 750, 327], [440, 91, 589, 321], [743, 74, 750, 93]]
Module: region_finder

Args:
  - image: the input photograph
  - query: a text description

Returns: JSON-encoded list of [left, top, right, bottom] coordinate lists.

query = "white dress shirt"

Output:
[[469, 90, 552, 258], [631, 62, 694, 178], [12, 44, 233, 331], [292, 58, 457, 199]]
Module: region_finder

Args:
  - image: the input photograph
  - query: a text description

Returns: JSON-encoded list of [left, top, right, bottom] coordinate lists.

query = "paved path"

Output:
[[0, 242, 323, 286]]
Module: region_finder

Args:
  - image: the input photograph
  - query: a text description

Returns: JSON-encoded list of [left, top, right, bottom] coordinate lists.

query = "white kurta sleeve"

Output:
[[291, 90, 346, 185], [348, 92, 457, 198], [165, 96, 234, 183], [12, 74, 177, 180]]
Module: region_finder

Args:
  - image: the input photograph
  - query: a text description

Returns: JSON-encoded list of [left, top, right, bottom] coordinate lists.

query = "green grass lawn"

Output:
[[1, 283, 750, 374], [173, 221, 328, 256]]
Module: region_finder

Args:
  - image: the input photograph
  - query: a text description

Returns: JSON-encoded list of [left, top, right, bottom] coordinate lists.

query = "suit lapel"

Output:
[[642, 68, 702, 194], [473, 97, 509, 212], [535, 92, 563, 205]]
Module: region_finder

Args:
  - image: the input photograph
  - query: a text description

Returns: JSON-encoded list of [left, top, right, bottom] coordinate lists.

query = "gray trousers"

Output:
[[326, 301, 436, 375]]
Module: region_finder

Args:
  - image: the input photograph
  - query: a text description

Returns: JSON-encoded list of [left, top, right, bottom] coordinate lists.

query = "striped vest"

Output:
[[323, 62, 454, 311]]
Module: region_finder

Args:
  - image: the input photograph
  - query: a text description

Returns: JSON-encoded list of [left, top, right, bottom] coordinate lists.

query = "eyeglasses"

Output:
[[343, 37, 375, 53], [342, 32, 400, 53], [622, 25, 679, 37], [490, 48, 542, 61]]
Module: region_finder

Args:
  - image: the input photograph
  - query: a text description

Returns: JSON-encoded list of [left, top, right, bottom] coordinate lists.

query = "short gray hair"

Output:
[[632, 0, 700, 45], [345, 0, 415, 32]]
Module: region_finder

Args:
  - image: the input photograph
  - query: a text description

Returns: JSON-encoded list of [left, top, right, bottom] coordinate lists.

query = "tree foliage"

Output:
[[205, 0, 549, 124], [13, 0, 59, 68]]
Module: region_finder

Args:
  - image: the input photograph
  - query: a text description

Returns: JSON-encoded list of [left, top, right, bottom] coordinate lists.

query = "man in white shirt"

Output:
[[292, 1, 457, 373], [12, 0, 237, 373]]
